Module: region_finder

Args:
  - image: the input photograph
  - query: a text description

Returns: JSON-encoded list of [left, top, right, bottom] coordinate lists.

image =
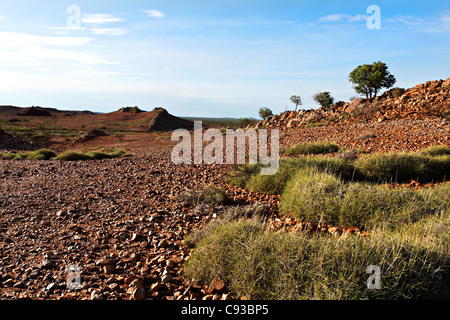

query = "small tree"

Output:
[[290, 95, 302, 111], [238, 117, 258, 128], [313, 92, 335, 110], [258, 107, 273, 119], [348, 61, 396, 101]]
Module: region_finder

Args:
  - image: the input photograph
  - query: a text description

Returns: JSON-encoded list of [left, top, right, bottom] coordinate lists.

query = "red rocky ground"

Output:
[[0, 116, 449, 300]]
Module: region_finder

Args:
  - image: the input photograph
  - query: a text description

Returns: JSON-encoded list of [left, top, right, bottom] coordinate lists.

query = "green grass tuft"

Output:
[[1, 148, 129, 161], [284, 141, 340, 156], [353, 152, 450, 183], [421, 145, 450, 157], [279, 167, 447, 229], [228, 157, 356, 195]]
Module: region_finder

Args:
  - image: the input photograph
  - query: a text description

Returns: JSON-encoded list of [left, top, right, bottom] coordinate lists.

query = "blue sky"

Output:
[[0, 1, 449, 117]]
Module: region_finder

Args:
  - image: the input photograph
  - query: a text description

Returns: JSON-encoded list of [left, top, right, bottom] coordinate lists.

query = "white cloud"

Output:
[[386, 14, 424, 25], [144, 10, 166, 18], [90, 28, 129, 36], [0, 32, 117, 65], [49, 26, 88, 35], [318, 14, 368, 23], [0, 32, 93, 48], [82, 14, 124, 24]]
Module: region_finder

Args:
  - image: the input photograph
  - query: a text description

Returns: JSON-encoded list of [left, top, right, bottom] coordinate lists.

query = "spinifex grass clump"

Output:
[[0, 148, 129, 161], [228, 156, 356, 195], [284, 141, 340, 156], [0, 149, 56, 160], [184, 217, 449, 300], [420, 145, 450, 157], [279, 166, 449, 229], [53, 149, 129, 161], [353, 152, 450, 183]]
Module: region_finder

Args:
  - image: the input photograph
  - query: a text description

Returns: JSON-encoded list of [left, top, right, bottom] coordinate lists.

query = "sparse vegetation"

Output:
[[175, 184, 228, 206], [349, 61, 396, 101], [258, 107, 273, 120], [0, 149, 56, 160], [237, 117, 258, 128], [289, 95, 302, 111], [353, 152, 450, 183], [284, 141, 339, 156], [187, 147, 450, 299], [228, 156, 356, 195], [0, 148, 129, 161], [280, 166, 449, 229], [313, 92, 335, 110], [184, 213, 449, 299], [421, 145, 450, 156], [229, 147, 450, 196]]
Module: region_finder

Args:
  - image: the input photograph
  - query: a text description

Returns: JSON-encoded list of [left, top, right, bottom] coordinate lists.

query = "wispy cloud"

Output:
[[50, 13, 128, 36], [318, 14, 368, 23], [0, 32, 116, 65], [82, 14, 124, 24], [0, 32, 92, 48], [386, 14, 424, 25], [90, 28, 129, 36], [144, 10, 166, 18]]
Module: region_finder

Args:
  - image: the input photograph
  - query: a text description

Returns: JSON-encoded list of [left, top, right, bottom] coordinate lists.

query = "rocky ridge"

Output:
[[252, 77, 450, 129]]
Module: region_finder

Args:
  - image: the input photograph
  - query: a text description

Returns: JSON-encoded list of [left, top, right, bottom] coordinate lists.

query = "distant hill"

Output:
[[0, 105, 96, 116]]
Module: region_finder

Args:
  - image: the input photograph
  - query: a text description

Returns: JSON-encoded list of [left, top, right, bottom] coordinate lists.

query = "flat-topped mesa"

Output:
[[250, 77, 450, 129]]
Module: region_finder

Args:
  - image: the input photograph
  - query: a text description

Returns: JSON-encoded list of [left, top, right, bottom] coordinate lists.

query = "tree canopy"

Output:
[[313, 92, 335, 110], [290, 95, 302, 111], [348, 61, 396, 101], [258, 107, 273, 119]]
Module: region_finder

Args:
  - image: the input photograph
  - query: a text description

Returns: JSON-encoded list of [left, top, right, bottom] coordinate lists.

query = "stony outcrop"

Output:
[[19, 107, 53, 117], [118, 106, 145, 114], [250, 77, 450, 129], [74, 129, 109, 144], [149, 108, 195, 131]]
